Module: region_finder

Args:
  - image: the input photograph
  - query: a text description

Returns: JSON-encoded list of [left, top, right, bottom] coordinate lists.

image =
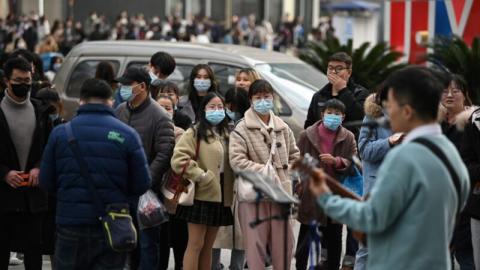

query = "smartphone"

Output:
[[19, 173, 29, 186]]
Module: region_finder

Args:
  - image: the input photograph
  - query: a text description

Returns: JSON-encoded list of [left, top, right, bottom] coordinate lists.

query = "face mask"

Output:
[[49, 113, 59, 122], [194, 79, 211, 93], [226, 109, 239, 121], [253, 99, 274, 115], [323, 114, 343, 131], [149, 70, 162, 85], [10, 83, 31, 98], [205, 109, 225, 126], [53, 63, 62, 72], [119, 85, 134, 101]]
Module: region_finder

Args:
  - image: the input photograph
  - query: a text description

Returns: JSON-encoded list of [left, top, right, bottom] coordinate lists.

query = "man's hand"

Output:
[[308, 168, 331, 196], [319, 154, 336, 166], [388, 133, 404, 146], [28, 168, 40, 187], [5, 170, 24, 189], [328, 74, 347, 95]]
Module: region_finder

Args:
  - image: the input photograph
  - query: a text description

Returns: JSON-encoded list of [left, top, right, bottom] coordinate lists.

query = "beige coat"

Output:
[[229, 108, 300, 195], [171, 127, 234, 206]]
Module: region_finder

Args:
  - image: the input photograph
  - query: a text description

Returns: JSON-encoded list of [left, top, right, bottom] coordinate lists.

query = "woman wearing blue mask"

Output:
[[212, 86, 250, 270], [171, 92, 234, 270], [230, 79, 300, 270], [178, 64, 219, 124], [295, 98, 358, 270]]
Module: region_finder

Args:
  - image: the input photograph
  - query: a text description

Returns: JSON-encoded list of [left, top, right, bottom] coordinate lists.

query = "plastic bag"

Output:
[[137, 190, 169, 229]]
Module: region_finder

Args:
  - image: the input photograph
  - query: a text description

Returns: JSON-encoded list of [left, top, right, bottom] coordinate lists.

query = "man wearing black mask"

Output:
[[0, 57, 51, 269]]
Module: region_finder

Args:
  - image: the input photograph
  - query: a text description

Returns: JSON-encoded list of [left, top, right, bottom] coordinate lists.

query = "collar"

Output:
[[3, 89, 31, 107], [244, 108, 287, 131], [128, 96, 151, 113], [254, 110, 274, 130], [306, 120, 348, 153], [77, 103, 116, 116], [404, 123, 443, 143]]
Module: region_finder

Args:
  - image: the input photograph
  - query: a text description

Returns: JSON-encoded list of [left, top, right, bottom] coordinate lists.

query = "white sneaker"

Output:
[[9, 252, 23, 265]]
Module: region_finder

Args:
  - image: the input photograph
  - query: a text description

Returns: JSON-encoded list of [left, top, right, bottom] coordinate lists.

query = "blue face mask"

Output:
[[194, 79, 211, 93], [205, 109, 225, 126], [226, 109, 239, 121], [119, 85, 133, 101], [49, 113, 59, 122], [253, 99, 274, 115], [323, 114, 343, 131], [149, 70, 162, 85]]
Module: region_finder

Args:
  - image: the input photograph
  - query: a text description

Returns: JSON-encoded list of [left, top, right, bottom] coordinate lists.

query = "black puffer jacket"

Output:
[[116, 97, 175, 193], [0, 97, 52, 213], [461, 108, 480, 220], [304, 79, 369, 138]]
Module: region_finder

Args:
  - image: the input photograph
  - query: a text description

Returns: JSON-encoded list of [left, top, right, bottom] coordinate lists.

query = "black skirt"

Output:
[[177, 200, 233, 226]]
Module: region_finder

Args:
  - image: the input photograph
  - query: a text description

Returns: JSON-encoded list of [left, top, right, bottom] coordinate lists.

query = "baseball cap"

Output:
[[115, 66, 151, 87]]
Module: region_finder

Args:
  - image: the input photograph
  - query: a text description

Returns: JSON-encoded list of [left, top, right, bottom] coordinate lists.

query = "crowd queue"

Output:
[[0, 45, 479, 270]]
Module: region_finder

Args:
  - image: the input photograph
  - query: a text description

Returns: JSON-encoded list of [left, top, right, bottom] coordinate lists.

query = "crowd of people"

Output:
[[0, 30, 478, 270]]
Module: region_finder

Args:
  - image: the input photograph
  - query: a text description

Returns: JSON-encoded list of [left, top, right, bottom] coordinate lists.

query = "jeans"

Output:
[[139, 226, 161, 270], [159, 216, 188, 270], [55, 225, 126, 270], [354, 244, 368, 270], [212, 249, 245, 270], [452, 248, 476, 270]]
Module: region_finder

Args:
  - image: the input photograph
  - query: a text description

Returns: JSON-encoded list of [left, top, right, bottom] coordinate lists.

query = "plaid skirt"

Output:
[[177, 200, 233, 226]]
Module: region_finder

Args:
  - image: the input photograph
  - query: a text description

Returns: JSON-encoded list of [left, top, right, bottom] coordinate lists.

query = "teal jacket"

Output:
[[317, 135, 470, 270]]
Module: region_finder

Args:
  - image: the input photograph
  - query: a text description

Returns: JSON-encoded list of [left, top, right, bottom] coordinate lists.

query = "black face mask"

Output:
[[10, 83, 31, 98]]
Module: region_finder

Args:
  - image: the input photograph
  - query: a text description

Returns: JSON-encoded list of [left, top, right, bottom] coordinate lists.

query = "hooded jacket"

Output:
[[358, 94, 393, 194]]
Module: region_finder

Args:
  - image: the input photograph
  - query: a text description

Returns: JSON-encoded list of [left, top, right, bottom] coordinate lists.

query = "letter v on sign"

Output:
[[445, 0, 474, 36]]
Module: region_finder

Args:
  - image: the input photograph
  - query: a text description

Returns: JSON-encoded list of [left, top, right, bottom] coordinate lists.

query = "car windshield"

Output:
[[255, 63, 328, 91], [255, 63, 327, 111]]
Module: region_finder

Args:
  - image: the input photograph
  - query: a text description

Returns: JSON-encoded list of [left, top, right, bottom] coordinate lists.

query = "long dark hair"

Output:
[[225, 87, 249, 118], [188, 64, 218, 114], [195, 92, 228, 143]]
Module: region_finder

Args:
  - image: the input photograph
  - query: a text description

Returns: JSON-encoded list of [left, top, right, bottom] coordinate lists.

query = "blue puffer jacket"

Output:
[[39, 104, 151, 225], [358, 95, 393, 194]]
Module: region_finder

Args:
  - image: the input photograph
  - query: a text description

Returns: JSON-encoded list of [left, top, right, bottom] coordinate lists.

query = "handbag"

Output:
[[235, 131, 278, 202], [65, 122, 137, 252], [341, 165, 364, 197], [161, 136, 201, 209]]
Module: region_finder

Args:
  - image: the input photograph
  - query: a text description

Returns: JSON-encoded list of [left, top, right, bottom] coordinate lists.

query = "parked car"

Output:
[[53, 41, 328, 137]]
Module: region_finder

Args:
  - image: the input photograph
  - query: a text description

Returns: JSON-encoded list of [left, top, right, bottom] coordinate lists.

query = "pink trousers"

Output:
[[238, 201, 294, 270]]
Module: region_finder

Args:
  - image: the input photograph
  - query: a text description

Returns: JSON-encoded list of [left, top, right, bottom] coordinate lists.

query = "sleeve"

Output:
[[39, 128, 59, 193], [335, 133, 356, 173], [287, 127, 300, 163], [358, 117, 391, 163], [316, 149, 415, 233], [304, 92, 318, 129], [171, 128, 212, 183], [149, 117, 175, 188], [127, 131, 151, 196], [229, 129, 266, 173], [337, 87, 368, 122], [461, 121, 480, 183]]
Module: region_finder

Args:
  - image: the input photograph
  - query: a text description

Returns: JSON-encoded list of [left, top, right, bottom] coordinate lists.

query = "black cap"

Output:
[[115, 66, 150, 87]]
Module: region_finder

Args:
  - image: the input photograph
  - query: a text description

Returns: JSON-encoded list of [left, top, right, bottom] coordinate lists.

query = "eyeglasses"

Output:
[[442, 88, 462, 96], [327, 65, 349, 74]]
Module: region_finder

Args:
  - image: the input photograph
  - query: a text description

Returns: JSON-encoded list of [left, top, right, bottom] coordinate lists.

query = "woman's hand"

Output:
[[319, 154, 336, 166]]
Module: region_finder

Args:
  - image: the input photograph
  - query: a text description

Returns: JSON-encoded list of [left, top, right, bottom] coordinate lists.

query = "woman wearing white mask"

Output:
[[171, 92, 234, 270], [178, 64, 219, 123], [230, 79, 300, 270]]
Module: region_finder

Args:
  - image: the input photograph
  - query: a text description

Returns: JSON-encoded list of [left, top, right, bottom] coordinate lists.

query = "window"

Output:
[[208, 63, 241, 95], [66, 60, 120, 98]]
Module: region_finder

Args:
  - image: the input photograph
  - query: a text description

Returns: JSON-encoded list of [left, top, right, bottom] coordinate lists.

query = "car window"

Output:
[[127, 62, 193, 95], [274, 94, 292, 116], [66, 60, 120, 98], [208, 63, 241, 96]]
